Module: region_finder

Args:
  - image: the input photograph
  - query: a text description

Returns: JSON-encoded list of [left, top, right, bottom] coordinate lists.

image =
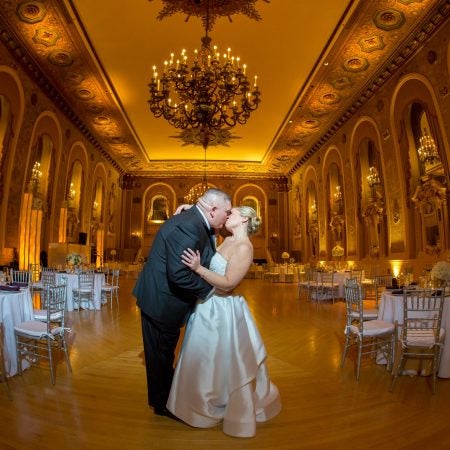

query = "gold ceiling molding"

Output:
[[285, 0, 449, 175], [0, 0, 448, 179]]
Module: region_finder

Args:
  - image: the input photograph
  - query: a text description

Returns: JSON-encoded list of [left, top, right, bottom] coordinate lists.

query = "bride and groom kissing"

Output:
[[133, 188, 281, 438]]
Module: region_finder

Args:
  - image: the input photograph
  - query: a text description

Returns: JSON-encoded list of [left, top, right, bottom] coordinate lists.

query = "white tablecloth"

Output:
[[0, 288, 33, 376], [55, 272, 105, 310], [378, 290, 450, 378], [314, 271, 351, 298]]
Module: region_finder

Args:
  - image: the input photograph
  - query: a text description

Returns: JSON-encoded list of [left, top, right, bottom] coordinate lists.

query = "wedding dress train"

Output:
[[167, 252, 281, 437]]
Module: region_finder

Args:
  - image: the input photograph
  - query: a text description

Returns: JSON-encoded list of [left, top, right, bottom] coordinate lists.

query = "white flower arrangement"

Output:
[[332, 245, 344, 257], [66, 253, 82, 266], [430, 261, 450, 282]]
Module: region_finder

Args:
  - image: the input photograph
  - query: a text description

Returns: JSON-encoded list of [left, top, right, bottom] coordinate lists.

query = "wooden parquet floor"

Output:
[[1, 277, 450, 450]]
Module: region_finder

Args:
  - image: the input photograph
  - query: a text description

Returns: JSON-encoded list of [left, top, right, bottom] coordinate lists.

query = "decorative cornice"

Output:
[[0, 15, 125, 174], [288, 1, 450, 176]]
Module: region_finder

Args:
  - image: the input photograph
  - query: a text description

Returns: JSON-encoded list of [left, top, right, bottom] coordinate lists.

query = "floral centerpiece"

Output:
[[66, 253, 82, 266], [332, 245, 344, 270], [332, 245, 344, 258], [430, 261, 450, 288]]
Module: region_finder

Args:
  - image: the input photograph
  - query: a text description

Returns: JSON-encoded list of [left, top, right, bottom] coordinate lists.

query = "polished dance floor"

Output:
[[1, 277, 450, 449]]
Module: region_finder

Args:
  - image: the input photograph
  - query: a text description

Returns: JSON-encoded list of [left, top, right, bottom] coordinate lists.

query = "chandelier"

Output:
[[367, 166, 381, 188], [333, 185, 342, 203], [31, 161, 42, 184], [417, 129, 440, 165], [148, 0, 261, 149], [67, 182, 76, 201]]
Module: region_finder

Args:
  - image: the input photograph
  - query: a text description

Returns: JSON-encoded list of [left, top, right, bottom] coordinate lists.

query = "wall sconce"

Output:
[[367, 166, 381, 188], [93, 200, 98, 210], [310, 200, 317, 213]]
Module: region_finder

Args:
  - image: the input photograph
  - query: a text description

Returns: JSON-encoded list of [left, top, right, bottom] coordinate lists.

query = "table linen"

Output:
[[55, 272, 105, 310], [378, 290, 450, 378], [0, 288, 33, 376]]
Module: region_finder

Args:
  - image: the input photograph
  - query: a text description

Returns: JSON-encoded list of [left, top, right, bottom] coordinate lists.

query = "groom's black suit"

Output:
[[133, 206, 215, 412]]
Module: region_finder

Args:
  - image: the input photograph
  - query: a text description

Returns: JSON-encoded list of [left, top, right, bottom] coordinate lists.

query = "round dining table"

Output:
[[0, 287, 33, 376], [377, 289, 450, 378], [55, 272, 105, 310]]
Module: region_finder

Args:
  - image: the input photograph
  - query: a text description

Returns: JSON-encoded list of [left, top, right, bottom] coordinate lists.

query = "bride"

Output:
[[167, 205, 281, 438]]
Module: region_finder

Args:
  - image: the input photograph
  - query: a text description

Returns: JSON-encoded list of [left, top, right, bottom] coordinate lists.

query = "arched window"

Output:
[[242, 195, 260, 217], [148, 195, 169, 223]]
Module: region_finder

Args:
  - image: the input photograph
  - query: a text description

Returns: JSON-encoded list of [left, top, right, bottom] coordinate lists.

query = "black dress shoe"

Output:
[[154, 407, 182, 422]]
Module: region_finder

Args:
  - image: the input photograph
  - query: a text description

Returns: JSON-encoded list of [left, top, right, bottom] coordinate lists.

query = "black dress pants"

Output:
[[141, 312, 180, 411]]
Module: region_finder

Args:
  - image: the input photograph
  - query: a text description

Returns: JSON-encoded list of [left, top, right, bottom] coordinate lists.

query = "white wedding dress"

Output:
[[167, 252, 281, 438]]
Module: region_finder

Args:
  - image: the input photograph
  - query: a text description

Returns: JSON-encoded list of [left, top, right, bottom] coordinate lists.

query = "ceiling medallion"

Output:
[[319, 92, 341, 105], [74, 88, 95, 100], [150, 0, 269, 32], [170, 128, 241, 147], [373, 9, 405, 31], [300, 119, 320, 129], [342, 57, 369, 72], [32, 28, 61, 47], [16, 1, 47, 24], [47, 50, 73, 66], [358, 35, 385, 53]]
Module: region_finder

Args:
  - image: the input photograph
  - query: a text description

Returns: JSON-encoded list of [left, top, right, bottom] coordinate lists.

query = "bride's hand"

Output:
[[174, 203, 193, 215], [181, 248, 201, 271]]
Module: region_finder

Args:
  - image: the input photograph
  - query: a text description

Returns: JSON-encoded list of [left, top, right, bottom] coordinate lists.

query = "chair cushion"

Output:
[[349, 319, 395, 337], [33, 309, 63, 321], [403, 328, 445, 347], [14, 320, 47, 337]]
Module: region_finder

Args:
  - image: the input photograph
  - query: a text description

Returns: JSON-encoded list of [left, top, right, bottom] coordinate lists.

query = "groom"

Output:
[[133, 188, 232, 416]]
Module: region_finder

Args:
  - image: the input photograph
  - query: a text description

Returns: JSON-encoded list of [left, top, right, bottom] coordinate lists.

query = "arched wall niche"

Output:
[[322, 147, 345, 257], [91, 163, 108, 223], [65, 142, 90, 244], [302, 166, 319, 260], [349, 117, 387, 260], [89, 163, 108, 265], [391, 74, 450, 255], [391, 73, 449, 174], [28, 111, 63, 245], [235, 184, 267, 262], [141, 182, 176, 253], [0, 67, 25, 256]]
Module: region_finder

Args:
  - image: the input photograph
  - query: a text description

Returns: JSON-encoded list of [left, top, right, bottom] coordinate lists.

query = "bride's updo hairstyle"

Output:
[[237, 206, 262, 235]]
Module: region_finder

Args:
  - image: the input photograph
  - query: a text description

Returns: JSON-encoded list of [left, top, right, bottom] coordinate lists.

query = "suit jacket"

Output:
[[133, 206, 215, 327]]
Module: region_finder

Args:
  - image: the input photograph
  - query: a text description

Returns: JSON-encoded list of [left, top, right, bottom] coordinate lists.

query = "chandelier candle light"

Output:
[[148, 1, 261, 149], [417, 128, 440, 165]]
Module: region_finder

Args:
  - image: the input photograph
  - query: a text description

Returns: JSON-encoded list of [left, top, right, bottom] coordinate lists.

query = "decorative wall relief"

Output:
[[392, 199, 400, 224], [412, 177, 447, 255]]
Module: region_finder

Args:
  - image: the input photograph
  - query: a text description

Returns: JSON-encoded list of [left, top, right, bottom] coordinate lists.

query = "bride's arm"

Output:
[[181, 244, 252, 291]]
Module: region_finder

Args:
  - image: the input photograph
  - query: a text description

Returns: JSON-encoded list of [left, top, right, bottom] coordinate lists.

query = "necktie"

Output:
[[209, 228, 216, 249]]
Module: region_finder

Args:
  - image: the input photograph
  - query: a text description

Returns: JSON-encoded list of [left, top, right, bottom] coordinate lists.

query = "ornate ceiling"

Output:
[[0, 0, 448, 179]]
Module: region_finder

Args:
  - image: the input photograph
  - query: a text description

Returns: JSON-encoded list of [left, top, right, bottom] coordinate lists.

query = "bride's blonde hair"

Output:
[[236, 206, 262, 235]]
